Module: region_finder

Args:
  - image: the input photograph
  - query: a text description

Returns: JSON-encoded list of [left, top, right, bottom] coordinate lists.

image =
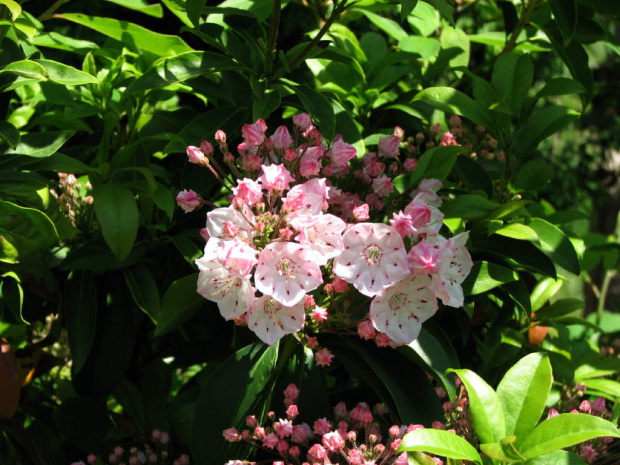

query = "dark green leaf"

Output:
[[126, 51, 245, 94], [57, 14, 192, 56], [123, 264, 160, 322], [0, 272, 25, 324], [413, 87, 493, 130], [399, 428, 482, 464], [527, 218, 580, 275], [286, 82, 336, 140], [499, 1, 518, 34], [191, 343, 278, 464], [186, 0, 206, 26], [394, 146, 463, 194], [355, 9, 408, 41], [453, 152, 493, 198], [64, 271, 98, 374], [536, 298, 583, 319], [155, 274, 204, 336], [491, 52, 533, 114], [441, 194, 501, 220], [400, 0, 419, 21], [1, 131, 75, 158], [92, 183, 139, 262], [462, 261, 519, 295], [550, 0, 578, 45], [519, 413, 620, 459], [152, 183, 175, 221], [510, 158, 555, 195], [496, 353, 552, 446], [333, 100, 365, 157], [421, 0, 454, 24], [0, 121, 20, 148], [534, 77, 586, 99], [253, 88, 281, 121]]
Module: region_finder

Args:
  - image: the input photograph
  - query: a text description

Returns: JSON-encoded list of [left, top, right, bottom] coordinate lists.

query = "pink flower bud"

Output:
[[314, 418, 332, 435], [579, 400, 592, 414], [293, 113, 312, 132], [246, 415, 258, 427], [333, 401, 348, 419], [159, 432, 170, 444], [215, 130, 226, 143], [351, 203, 369, 221], [286, 404, 299, 420], [315, 348, 334, 367], [378, 135, 400, 158], [289, 445, 301, 457], [322, 431, 344, 452], [223, 427, 239, 442], [176, 189, 203, 213], [87, 455, 97, 464], [312, 306, 329, 323], [262, 433, 278, 449], [357, 320, 376, 340], [432, 421, 445, 430], [186, 146, 208, 166]]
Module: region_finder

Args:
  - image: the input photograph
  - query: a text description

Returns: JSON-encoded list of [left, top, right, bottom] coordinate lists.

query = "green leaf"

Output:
[[491, 52, 533, 114], [355, 9, 408, 41], [496, 353, 552, 446], [453, 151, 493, 198], [413, 87, 494, 130], [333, 100, 364, 158], [514, 105, 580, 159], [582, 378, 620, 397], [479, 437, 524, 463], [57, 14, 192, 56], [0, 272, 25, 324], [34, 59, 98, 85], [32, 32, 99, 53], [400, 0, 419, 21], [550, 0, 577, 46], [186, 0, 206, 26], [421, 0, 454, 23], [398, 36, 441, 60], [461, 261, 519, 295], [285, 82, 336, 141], [103, 0, 164, 18], [0, 201, 59, 263], [64, 271, 98, 374], [126, 51, 245, 94], [191, 343, 278, 464], [1, 131, 75, 159], [399, 428, 482, 464], [574, 358, 620, 381], [92, 183, 139, 262], [527, 218, 581, 275], [155, 274, 204, 336], [440, 26, 470, 73], [394, 146, 463, 194], [510, 158, 555, 195], [526, 450, 588, 465], [519, 413, 620, 460], [0, 0, 21, 21], [0, 121, 20, 148], [448, 368, 506, 443], [152, 183, 175, 221], [0, 60, 48, 82], [535, 77, 586, 99], [253, 88, 281, 121], [404, 328, 459, 401], [441, 194, 501, 220], [495, 223, 539, 243], [123, 264, 160, 323], [536, 298, 583, 319]]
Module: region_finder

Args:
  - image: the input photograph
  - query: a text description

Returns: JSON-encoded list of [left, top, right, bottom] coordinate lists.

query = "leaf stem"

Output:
[[264, 0, 282, 75], [501, 0, 542, 54], [597, 269, 617, 325], [38, 0, 71, 21]]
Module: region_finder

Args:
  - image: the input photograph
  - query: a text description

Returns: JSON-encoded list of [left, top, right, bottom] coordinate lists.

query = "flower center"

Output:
[[276, 257, 297, 279], [362, 244, 383, 266], [389, 292, 409, 311]]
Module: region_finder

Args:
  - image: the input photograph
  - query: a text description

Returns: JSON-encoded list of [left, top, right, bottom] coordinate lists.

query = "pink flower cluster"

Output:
[[189, 116, 473, 347], [223, 383, 436, 465]]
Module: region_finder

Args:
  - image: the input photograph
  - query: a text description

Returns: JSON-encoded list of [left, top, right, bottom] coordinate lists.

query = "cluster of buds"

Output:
[[432, 380, 475, 446], [50, 172, 93, 228], [400, 115, 503, 162], [547, 397, 616, 464], [183, 115, 474, 349], [70, 430, 189, 465], [222, 383, 442, 465]]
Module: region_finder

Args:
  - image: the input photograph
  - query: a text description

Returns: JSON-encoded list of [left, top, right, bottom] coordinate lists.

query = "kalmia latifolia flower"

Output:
[[189, 115, 474, 347]]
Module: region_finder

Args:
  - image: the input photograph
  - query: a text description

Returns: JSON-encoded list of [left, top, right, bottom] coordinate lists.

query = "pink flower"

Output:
[[375, 332, 396, 347], [327, 139, 357, 166], [315, 348, 334, 367], [290, 213, 346, 265], [306, 336, 319, 349], [186, 145, 209, 166], [322, 431, 344, 452], [275, 418, 294, 438], [271, 126, 293, 149], [370, 274, 438, 344], [333, 223, 409, 297], [378, 135, 400, 158], [579, 400, 591, 414], [292, 423, 312, 443], [246, 415, 258, 427], [176, 189, 203, 213], [223, 427, 239, 442], [258, 164, 295, 193], [357, 320, 376, 340], [312, 306, 329, 322], [307, 444, 327, 461], [372, 176, 394, 197], [283, 383, 300, 402], [547, 408, 559, 419], [394, 452, 409, 465], [331, 278, 348, 293], [591, 397, 606, 416], [232, 178, 263, 206], [255, 242, 323, 306], [293, 113, 312, 132], [242, 122, 266, 146], [286, 404, 299, 419], [578, 444, 598, 464], [313, 418, 332, 435], [429, 233, 473, 308], [333, 401, 348, 419], [246, 296, 306, 345], [262, 432, 279, 449], [206, 206, 255, 241], [352, 203, 370, 221]]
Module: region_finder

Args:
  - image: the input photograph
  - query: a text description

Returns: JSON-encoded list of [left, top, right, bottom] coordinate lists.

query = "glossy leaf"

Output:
[[527, 218, 581, 275], [356, 9, 408, 41], [519, 413, 620, 459], [0, 60, 48, 82], [191, 343, 278, 464], [0, 0, 21, 21], [514, 106, 580, 159], [479, 437, 524, 463], [495, 223, 539, 243], [448, 368, 506, 444], [123, 264, 160, 322], [535, 298, 583, 319], [582, 378, 620, 397], [34, 59, 98, 85], [461, 261, 519, 295], [453, 155, 493, 198], [155, 274, 204, 336], [491, 52, 533, 114], [0, 121, 20, 148], [394, 146, 464, 194], [399, 428, 482, 464], [413, 87, 493, 129], [496, 353, 552, 446], [287, 83, 336, 140], [57, 14, 192, 56], [441, 194, 501, 220], [1, 131, 75, 158], [64, 271, 98, 374], [527, 450, 588, 465], [126, 51, 245, 94], [0, 201, 59, 263], [535, 77, 586, 99], [103, 0, 163, 18], [92, 183, 139, 262]]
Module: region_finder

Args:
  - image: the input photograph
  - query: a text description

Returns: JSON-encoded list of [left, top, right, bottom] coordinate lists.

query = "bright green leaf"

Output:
[[0, 0, 21, 21], [1, 131, 75, 158], [413, 87, 494, 130], [398, 36, 441, 60], [399, 428, 482, 464], [527, 450, 588, 465], [527, 218, 581, 275], [34, 59, 99, 85], [462, 261, 519, 295], [103, 0, 164, 18], [495, 223, 539, 243]]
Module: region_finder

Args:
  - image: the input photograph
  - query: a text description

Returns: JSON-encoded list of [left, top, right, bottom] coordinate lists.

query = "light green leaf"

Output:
[[394, 145, 463, 194], [422, 0, 454, 23], [495, 223, 539, 243], [583, 379, 620, 397], [413, 87, 494, 130], [526, 450, 588, 465], [126, 51, 245, 94], [57, 13, 192, 56], [527, 218, 581, 275], [33, 59, 98, 85], [92, 183, 139, 262], [461, 261, 519, 295], [0, 60, 48, 81], [440, 26, 470, 73], [479, 437, 524, 463], [520, 413, 620, 460], [448, 368, 506, 444], [32, 32, 99, 53], [496, 353, 552, 446], [399, 428, 482, 464], [355, 9, 408, 41], [155, 274, 204, 336], [398, 36, 441, 60], [0, 0, 21, 21], [103, 0, 164, 18]]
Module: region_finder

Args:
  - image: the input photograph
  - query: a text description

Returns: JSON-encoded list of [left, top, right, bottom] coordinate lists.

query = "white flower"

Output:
[[247, 296, 305, 345]]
